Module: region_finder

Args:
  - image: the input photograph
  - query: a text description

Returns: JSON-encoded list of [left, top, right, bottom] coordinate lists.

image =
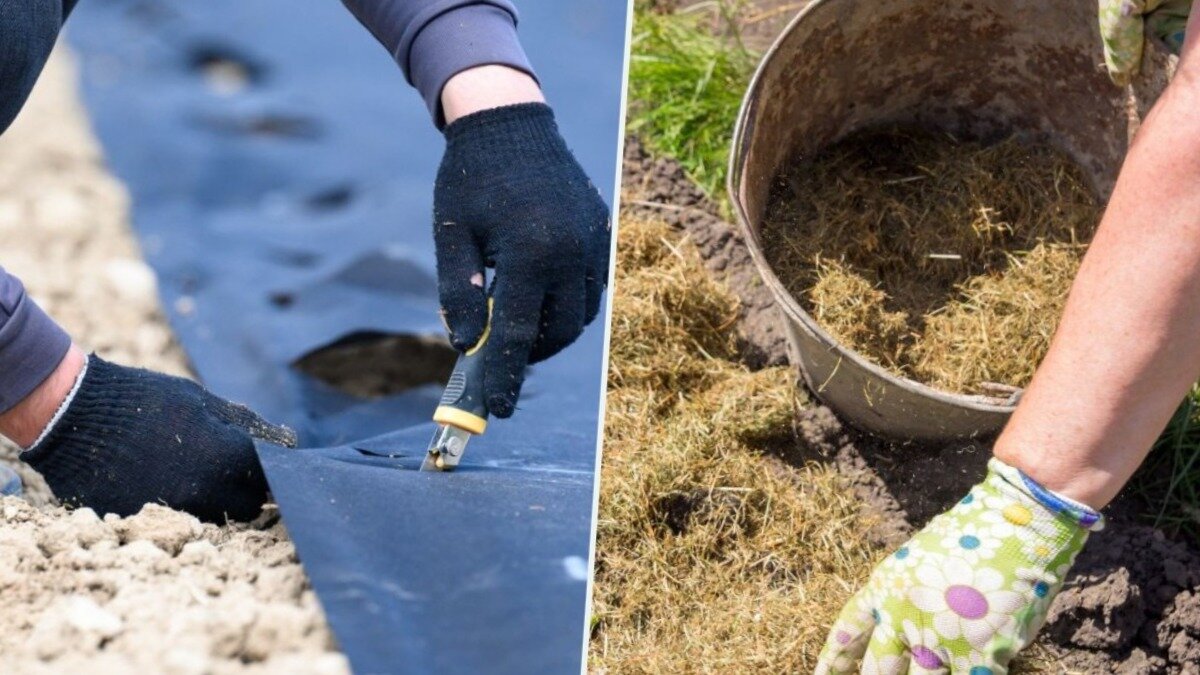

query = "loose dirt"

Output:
[[0, 48, 346, 672], [613, 137, 1200, 673]]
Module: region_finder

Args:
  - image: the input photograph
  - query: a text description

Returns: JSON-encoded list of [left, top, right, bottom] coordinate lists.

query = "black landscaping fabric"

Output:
[[66, 1, 623, 672]]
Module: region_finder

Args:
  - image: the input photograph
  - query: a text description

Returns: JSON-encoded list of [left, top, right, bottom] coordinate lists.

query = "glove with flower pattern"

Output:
[[815, 458, 1103, 675], [1100, 0, 1191, 86]]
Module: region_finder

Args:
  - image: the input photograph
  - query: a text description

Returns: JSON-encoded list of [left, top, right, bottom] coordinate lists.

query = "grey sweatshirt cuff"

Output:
[[341, 0, 535, 127], [409, 3, 535, 127], [0, 275, 71, 414]]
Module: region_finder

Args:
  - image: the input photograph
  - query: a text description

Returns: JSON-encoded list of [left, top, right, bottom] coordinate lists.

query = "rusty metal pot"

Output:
[[728, 0, 1172, 442]]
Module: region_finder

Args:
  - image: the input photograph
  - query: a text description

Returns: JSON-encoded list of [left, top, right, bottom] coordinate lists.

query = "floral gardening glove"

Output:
[[1100, 0, 1192, 86], [815, 458, 1103, 675]]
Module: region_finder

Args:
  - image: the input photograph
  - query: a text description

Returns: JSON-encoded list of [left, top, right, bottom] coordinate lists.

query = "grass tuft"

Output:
[[1134, 387, 1200, 539], [627, 4, 756, 206]]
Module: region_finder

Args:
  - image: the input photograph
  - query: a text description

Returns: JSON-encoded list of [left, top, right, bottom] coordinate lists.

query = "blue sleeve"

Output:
[[340, 0, 537, 127]]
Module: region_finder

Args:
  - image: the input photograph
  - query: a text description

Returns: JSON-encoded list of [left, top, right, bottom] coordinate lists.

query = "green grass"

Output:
[[627, 4, 756, 206], [1135, 387, 1200, 539]]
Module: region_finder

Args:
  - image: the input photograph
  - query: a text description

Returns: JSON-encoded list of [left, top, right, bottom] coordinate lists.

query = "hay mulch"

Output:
[[590, 215, 883, 672], [759, 129, 1102, 395]]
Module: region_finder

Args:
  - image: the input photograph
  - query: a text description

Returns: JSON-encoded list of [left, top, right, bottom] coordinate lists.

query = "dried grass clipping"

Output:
[[591, 215, 882, 672], [760, 128, 1102, 395]]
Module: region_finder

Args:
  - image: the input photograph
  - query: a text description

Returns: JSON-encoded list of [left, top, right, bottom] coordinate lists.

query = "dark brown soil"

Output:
[[1044, 524, 1200, 673], [623, 138, 788, 369], [624, 138, 1200, 673], [293, 332, 456, 398]]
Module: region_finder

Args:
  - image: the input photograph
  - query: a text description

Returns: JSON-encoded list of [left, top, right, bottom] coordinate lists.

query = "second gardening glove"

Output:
[[1101, 0, 1191, 86], [433, 102, 611, 418], [20, 355, 296, 523], [815, 458, 1103, 675]]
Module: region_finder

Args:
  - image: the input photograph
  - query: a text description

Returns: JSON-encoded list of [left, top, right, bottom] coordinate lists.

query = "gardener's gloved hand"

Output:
[[1100, 0, 1191, 86], [433, 102, 610, 418], [20, 355, 296, 522], [815, 458, 1102, 675]]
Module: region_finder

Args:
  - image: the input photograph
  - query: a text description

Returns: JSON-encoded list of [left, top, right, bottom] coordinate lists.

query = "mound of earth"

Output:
[[0, 500, 344, 673]]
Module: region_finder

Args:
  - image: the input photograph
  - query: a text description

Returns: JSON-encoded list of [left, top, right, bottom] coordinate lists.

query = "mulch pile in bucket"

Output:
[[760, 128, 1103, 395]]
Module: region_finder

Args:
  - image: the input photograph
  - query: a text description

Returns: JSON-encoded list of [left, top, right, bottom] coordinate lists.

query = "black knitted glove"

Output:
[[20, 355, 296, 522], [433, 102, 610, 418]]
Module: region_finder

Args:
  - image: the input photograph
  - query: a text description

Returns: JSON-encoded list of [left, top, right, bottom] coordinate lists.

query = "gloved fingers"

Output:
[[207, 395, 299, 448], [894, 619, 950, 675], [482, 274, 544, 418], [1100, 0, 1151, 85], [194, 428, 271, 522], [861, 635, 911, 675], [815, 589, 876, 675], [433, 218, 489, 351], [528, 277, 587, 365]]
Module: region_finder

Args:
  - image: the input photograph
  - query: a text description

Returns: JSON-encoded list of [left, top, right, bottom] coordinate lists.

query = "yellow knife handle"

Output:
[[432, 301, 491, 435]]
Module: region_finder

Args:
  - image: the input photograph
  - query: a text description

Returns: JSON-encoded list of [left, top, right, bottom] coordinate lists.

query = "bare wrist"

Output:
[[441, 65, 544, 125], [992, 440, 1116, 511], [0, 344, 86, 448]]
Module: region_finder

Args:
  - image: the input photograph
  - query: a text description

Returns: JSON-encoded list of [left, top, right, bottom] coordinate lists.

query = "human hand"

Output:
[[432, 102, 610, 418], [20, 355, 296, 522], [1100, 0, 1191, 86], [815, 458, 1102, 674]]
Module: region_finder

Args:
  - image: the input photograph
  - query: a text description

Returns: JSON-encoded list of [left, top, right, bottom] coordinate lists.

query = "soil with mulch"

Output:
[[621, 137, 1200, 672], [622, 137, 788, 369]]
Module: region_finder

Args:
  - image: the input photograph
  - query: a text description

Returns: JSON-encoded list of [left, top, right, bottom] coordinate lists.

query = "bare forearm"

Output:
[[994, 45, 1200, 508]]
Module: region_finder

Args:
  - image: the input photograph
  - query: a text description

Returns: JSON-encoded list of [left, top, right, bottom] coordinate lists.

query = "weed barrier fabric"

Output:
[[65, 1, 624, 672], [256, 329, 601, 673]]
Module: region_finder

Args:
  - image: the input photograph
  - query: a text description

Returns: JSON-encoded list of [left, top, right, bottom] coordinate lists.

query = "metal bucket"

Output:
[[728, 0, 1172, 443]]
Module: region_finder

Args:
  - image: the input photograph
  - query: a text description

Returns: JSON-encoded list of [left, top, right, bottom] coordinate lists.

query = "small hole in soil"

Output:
[[306, 186, 355, 212], [188, 46, 263, 95], [292, 332, 456, 399], [266, 249, 321, 269], [268, 291, 295, 308], [651, 489, 754, 537], [653, 491, 702, 535], [194, 113, 324, 140]]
